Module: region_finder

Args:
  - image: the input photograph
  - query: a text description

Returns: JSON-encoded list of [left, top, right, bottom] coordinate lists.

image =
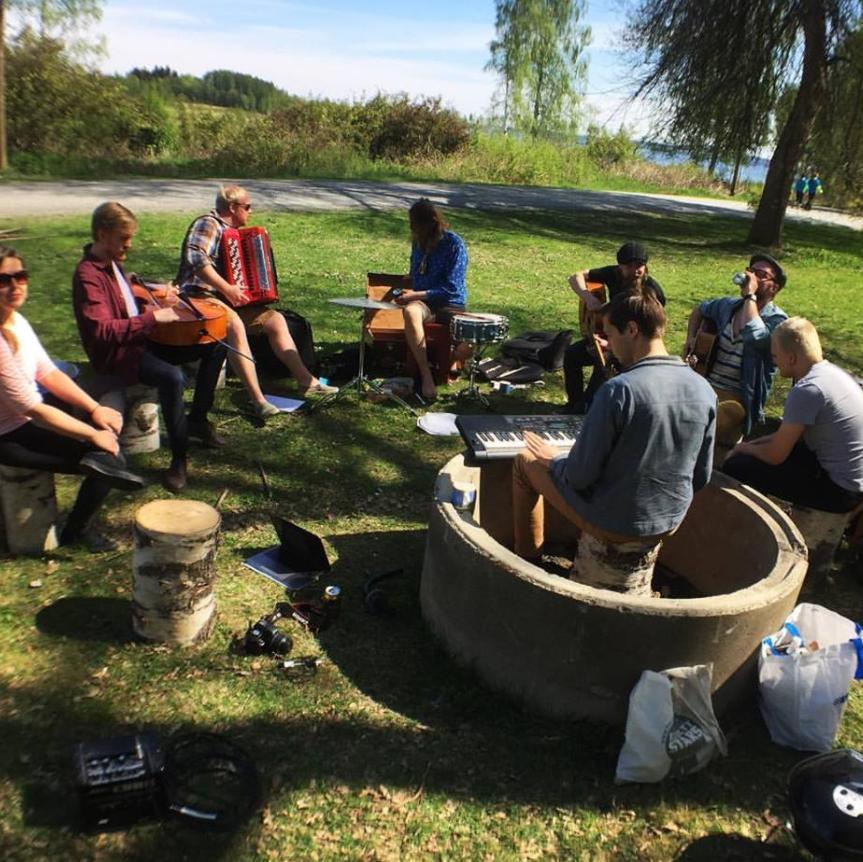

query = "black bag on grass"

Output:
[[500, 329, 574, 371], [249, 309, 317, 378], [477, 357, 545, 385]]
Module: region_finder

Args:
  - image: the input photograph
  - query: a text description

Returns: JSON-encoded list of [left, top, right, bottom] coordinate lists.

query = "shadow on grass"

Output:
[[35, 597, 133, 644], [0, 667, 810, 862], [673, 833, 805, 861]]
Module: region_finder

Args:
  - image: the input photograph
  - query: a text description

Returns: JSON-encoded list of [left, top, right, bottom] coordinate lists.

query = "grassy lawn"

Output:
[[0, 205, 861, 861]]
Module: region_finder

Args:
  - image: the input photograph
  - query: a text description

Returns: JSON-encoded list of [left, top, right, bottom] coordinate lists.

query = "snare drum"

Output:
[[450, 313, 509, 345]]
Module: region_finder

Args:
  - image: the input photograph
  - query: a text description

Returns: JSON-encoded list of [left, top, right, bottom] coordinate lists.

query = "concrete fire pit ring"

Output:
[[420, 454, 808, 725]]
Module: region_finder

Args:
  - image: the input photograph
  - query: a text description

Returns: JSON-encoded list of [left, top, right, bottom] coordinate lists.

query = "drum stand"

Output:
[[311, 312, 418, 416], [454, 346, 491, 408]]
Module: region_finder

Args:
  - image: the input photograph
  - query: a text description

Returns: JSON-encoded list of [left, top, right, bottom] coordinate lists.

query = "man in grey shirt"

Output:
[[513, 289, 717, 563], [722, 318, 863, 512]]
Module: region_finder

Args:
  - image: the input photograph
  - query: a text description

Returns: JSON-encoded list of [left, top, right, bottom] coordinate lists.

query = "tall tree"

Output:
[[0, 0, 101, 171], [628, 0, 861, 247], [807, 25, 863, 206], [487, 0, 591, 138]]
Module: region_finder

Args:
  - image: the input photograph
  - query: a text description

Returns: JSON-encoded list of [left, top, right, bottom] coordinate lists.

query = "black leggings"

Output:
[[0, 423, 112, 533], [722, 441, 863, 514]]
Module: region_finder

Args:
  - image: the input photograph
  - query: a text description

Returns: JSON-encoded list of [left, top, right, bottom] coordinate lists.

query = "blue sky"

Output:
[[95, 0, 651, 132]]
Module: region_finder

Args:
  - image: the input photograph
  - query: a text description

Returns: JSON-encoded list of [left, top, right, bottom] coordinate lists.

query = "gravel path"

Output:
[[2, 177, 860, 231]]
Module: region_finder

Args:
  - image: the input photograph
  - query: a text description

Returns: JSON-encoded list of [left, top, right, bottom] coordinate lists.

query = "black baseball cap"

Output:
[[617, 241, 649, 265], [749, 252, 787, 287]]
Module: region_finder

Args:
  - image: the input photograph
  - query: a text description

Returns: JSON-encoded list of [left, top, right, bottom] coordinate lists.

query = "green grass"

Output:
[[0, 206, 861, 861]]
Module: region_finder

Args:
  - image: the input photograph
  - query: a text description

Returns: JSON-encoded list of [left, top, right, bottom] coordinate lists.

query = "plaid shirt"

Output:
[[175, 210, 229, 291]]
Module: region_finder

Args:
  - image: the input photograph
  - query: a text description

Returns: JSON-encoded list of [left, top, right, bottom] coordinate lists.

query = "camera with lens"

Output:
[[243, 613, 293, 656]]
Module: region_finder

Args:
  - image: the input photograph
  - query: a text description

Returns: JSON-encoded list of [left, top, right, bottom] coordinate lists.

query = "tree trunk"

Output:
[[0, 0, 7, 173], [708, 145, 719, 175], [729, 149, 743, 195], [748, 0, 828, 247], [531, 64, 544, 138], [503, 74, 510, 134]]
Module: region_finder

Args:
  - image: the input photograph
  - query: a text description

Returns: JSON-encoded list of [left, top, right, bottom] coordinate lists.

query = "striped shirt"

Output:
[[708, 319, 744, 392], [0, 313, 56, 436]]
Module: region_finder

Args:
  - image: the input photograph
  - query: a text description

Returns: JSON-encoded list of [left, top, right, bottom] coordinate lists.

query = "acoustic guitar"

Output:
[[577, 281, 615, 376], [684, 319, 718, 377]]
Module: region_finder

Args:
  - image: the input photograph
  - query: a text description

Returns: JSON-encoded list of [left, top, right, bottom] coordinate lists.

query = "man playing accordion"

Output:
[[176, 185, 336, 405]]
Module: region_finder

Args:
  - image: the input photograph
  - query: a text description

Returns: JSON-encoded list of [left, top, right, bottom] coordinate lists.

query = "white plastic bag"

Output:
[[759, 602, 863, 752], [615, 664, 728, 784]]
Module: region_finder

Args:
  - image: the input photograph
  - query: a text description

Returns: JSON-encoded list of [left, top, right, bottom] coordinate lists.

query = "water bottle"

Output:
[[321, 585, 341, 626]]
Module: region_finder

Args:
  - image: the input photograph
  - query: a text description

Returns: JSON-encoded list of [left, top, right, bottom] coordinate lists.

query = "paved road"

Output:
[[2, 177, 860, 231]]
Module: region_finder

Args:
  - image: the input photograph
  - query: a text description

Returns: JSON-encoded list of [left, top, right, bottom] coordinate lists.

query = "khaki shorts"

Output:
[[235, 304, 279, 337], [186, 288, 278, 337]]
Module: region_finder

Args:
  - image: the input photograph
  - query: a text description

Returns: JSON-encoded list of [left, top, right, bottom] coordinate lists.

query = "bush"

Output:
[[7, 31, 178, 160], [585, 125, 637, 169], [355, 94, 469, 161]]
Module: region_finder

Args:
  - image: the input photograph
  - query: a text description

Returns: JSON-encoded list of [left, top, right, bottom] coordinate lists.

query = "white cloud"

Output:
[[97, 2, 649, 128], [99, 7, 496, 114]]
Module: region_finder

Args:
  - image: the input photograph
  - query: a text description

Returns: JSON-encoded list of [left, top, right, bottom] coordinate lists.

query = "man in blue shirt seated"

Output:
[[394, 199, 468, 401], [683, 253, 788, 446], [513, 289, 717, 591]]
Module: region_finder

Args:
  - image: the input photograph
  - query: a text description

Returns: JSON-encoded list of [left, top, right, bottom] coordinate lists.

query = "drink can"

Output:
[[451, 481, 477, 510]]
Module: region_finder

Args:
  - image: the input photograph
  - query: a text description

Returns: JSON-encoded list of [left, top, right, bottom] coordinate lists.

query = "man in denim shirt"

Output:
[[683, 253, 788, 443], [513, 290, 716, 586]]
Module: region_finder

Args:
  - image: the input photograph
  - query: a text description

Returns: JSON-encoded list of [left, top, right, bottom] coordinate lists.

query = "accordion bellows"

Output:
[[220, 226, 279, 308]]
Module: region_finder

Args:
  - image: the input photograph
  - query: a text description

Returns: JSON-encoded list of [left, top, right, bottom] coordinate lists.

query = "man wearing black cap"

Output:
[[683, 252, 788, 445], [562, 241, 666, 413]]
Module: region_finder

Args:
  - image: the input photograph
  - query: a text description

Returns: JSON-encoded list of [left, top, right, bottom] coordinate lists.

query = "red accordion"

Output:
[[219, 226, 279, 308]]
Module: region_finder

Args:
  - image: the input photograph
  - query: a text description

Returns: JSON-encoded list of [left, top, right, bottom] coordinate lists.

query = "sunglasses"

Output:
[[0, 270, 28, 287], [235, 202, 252, 211], [751, 268, 774, 280]]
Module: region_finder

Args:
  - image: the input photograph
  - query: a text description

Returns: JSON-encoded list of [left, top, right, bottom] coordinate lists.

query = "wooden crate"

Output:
[[363, 273, 457, 385]]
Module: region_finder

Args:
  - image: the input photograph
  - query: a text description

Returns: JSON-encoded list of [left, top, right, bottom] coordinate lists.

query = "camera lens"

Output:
[[269, 629, 293, 656], [244, 625, 267, 655]]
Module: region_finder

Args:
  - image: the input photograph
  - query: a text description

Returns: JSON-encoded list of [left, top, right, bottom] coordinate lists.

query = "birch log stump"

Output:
[[119, 390, 160, 455], [100, 384, 161, 455], [0, 466, 59, 554], [132, 500, 220, 645]]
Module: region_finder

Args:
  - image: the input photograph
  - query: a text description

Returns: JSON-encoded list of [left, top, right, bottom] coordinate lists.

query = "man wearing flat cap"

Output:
[[563, 241, 666, 414], [683, 252, 788, 446]]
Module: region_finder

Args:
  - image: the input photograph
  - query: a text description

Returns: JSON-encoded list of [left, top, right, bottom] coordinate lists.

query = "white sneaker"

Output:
[[252, 400, 281, 419], [300, 381, 338, 397]]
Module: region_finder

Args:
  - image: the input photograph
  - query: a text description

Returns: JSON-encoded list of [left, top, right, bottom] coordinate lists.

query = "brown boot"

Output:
[[187, 418, 226, 448], [164, 457, 188, 493]]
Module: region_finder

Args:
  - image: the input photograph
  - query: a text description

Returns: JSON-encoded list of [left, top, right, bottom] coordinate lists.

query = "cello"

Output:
[[130, 277, 228, 347]]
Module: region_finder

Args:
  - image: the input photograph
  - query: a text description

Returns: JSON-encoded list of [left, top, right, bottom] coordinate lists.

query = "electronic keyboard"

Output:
[[456, 414, 583, 461]]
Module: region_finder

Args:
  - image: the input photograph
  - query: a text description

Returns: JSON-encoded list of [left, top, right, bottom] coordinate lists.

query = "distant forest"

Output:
[[125, 67, 296, 113]]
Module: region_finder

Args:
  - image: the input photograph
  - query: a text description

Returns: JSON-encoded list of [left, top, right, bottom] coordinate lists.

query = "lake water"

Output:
[[638, 142, 770, 184]]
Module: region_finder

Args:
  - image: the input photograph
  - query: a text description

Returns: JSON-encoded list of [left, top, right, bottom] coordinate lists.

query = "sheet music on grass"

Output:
[[263, 394, 305, 413]]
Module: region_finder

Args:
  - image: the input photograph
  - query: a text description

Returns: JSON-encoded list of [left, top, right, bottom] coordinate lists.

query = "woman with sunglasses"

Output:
[[0, 246, 144, 551], [393, 198, 468, 401]]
